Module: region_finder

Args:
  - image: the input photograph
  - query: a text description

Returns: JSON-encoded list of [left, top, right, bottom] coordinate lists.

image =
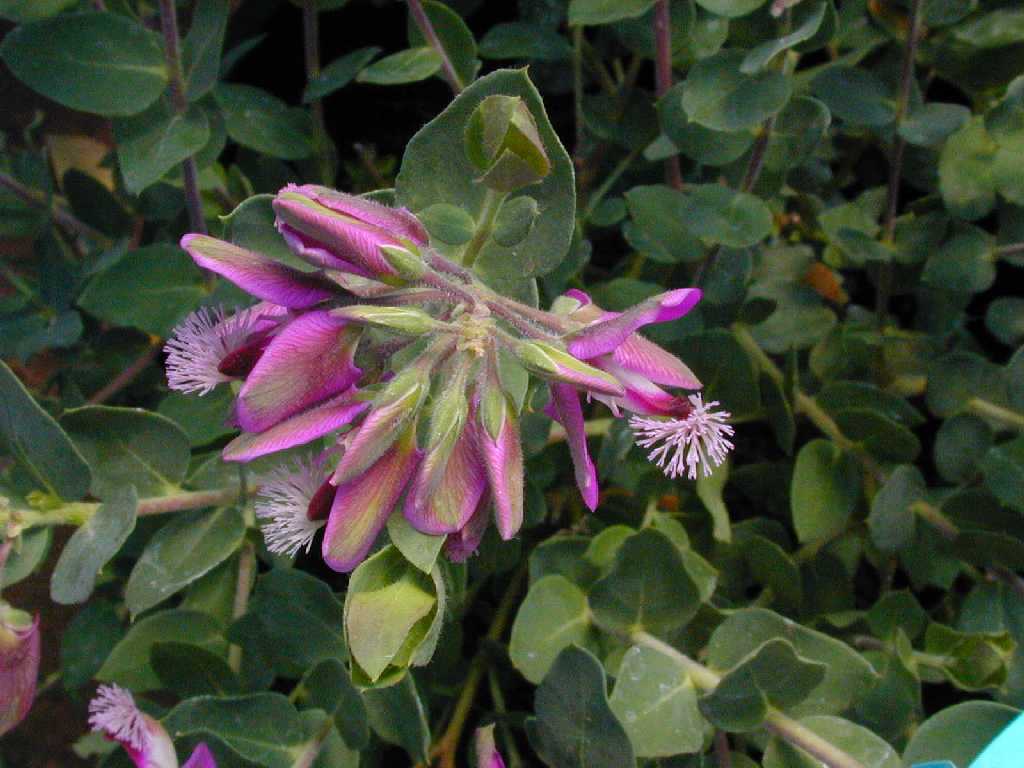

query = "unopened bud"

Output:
[[0, 603, 39, 737], [378, 244, 427, 280], [465, 96, 551, 193], [514, 340, 625, 397], [331, 305, 440, 335]]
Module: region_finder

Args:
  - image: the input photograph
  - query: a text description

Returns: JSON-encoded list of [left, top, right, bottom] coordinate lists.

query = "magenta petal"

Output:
[[550, 384, 599, 511], [563, 288, 592, 307], [444, 494, 491, 563], [235, 311, 361, 432], [278, 226, 372, 276], [273, 192, 407, 277], [222, 390, 368, 462], [0, 614, 39, 737], [566, 289, 702, 359], [611, 333, 702, 389], [182, 743, 218, 768], [322, 434, 421, 572], [479, 415, 524, 540], [180, 234, 337, 309], [405, 428, 487, 535], [285, 184, 429, 244]]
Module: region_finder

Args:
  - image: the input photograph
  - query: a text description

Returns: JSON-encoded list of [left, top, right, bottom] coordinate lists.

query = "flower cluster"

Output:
[[167, 184, 733, 572]]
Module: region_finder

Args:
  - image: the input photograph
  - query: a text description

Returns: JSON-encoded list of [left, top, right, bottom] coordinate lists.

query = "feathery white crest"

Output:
[[256, 457, 330, 556], [164, 305, 265, 395], [88, 684, 149, 752], [629, 394, 734, 480]]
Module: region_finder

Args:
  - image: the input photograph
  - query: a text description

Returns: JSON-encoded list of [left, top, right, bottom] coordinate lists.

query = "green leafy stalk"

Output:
[[157, 0, 206, 235], [407, 0, 464, 94]]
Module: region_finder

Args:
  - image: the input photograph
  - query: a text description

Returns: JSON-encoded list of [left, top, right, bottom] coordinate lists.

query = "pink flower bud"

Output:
[[0, 605, 39, 737]]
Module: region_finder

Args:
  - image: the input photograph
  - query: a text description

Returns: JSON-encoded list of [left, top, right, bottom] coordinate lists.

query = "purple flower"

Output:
[[0, 606, 39, 737], [474, 724, 507, 768], [169, 182, 736, 573], [273, 184, 428, 278], [89, 684, 216, 768]]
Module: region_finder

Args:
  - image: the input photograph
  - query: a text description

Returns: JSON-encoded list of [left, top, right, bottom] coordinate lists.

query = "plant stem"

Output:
[[430, 567, 526, 768], [461, 189, 503, 268], [157, 0, 206, 235], [547, 417, 613, 445], [0, 171, 108, 244], [303, 0, 334, 185], [910, 500, 959, 540], [582, 146, 641, 221], [732, 324, 886, 483], [228, 540, 256, 673], [87, 341, 161, 405], [407, 0, 463, 94], [572, 26, 585, 163], [877, 0, 922, 323], [995, 242, 1024, 257], [741, 117, 776, 193], [653, 0, 683, 191], [966, 397, 1024, 432], [631, 632, 867, 768]]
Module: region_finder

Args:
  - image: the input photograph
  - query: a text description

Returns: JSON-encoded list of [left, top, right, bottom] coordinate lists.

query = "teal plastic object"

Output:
[[967, 712, 1024, 768]]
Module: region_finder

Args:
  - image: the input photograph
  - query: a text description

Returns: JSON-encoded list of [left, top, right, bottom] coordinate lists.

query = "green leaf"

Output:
[[702, 639, 826, 731], [164, 693, 306, 768], [980, 436, 1024, 514], [182, 0, 229, 101], [417, 202, 477, 245], [741, 1, 827, 72], [790, 439, 860, 544], [811, 66, 895, 127], [363, 675, 431, 763], [900, 102, 970, 147], [387, 511, 446, 573], [624, 185, 704, 263], [660, 84, 756, 166], [406, 0, 479, 88], [589, 528, 702, 635], [0, 12, 167, 116], [935, 413, 993, 483], [357, 47, 442, 85], [125, 507, 246, 616], [528, 646, 636, 768], [867, 465, 923, 553], [987, 297, 1024, 347], [304, 47, 381, 102], [98, 608, 226, 691], [924, 623, 1015, 691], [922, 225, 996, 293], [158, 388, 236, 446], [683, 50, 791, 131], [0, 0, 75, 22], [939, 116, 998, 221], [679, 183, 773, 247], [741, 534, 802, 611], [77, 244, 207, 337], [344, 545, 438, 681], [0, 528, 51, 589], [695, 0, 766, 18], [816, 382, 924, 427], [568, 0, 656, 26], [761, 96, 831, 174], [114, 102, 210, 195], [0, 359, 91, 500], [953, 8, 1024, 48], [50, 486, 137, 605], [215, 84, 314, 159], [229, 568, 346, 679], [479, 23, 572, 62], [609, 645, 703, 757], [151, 642, 240, 698], [903, 701, 1019, 766], [60, 406, 191, 499], [223, 193, 307, 269], [60, 599, 123, 690], [926, 351, 1007, 418], [763, 716, 899, 768], [396, 68, 575, 281], [510, 575, 595, 684], [298, 658, 369, 750], [698, 459, 732, 542], [707, 608, 877, 716]]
